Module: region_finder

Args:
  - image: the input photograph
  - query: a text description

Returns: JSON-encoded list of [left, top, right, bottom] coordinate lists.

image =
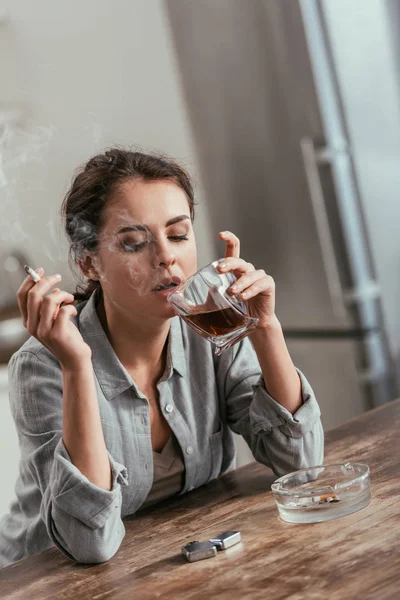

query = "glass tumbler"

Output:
[[167, 259, 259, 355]]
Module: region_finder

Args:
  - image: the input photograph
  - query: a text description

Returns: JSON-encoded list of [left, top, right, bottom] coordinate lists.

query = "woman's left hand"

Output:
[[217, 231, 276, 329]]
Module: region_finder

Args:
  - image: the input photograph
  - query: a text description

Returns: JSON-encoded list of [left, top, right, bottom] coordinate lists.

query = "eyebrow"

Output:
[[116, 215, 190, 234]]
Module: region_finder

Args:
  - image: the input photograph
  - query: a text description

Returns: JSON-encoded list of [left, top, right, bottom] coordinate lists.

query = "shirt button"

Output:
[[165, 404, 174, 413], [185, 445, 194, 455]]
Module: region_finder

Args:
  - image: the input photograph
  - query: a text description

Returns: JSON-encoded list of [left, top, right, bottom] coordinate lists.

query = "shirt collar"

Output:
[[77, 291, 186, 401]]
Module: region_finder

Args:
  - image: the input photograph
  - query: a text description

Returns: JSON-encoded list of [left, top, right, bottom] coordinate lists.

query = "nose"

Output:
[[159, 254, 176, 267], [154, 239, 176, 268]]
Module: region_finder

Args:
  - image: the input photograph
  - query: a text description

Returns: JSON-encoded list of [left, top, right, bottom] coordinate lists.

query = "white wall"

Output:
[[0, 0, 217, 281], [0, 0, 252, 519]]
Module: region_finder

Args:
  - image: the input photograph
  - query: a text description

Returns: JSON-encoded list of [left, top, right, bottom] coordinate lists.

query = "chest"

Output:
[[130, 375, 172, 452], [142, 385, 166, 424], [96, 369, 228, 513]]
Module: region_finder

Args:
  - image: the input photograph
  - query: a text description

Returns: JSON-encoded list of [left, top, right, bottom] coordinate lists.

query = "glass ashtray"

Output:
[[271, 462, 371, 524]]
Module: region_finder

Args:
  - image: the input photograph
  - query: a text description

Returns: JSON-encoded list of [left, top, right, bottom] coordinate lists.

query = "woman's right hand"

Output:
[[17, 268, 92, 371]]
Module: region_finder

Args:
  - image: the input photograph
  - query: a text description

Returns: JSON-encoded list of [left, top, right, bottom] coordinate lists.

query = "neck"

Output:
[[97, 296, 170, 373]]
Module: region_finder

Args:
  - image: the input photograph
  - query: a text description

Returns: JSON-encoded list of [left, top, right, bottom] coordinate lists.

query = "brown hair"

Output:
[[61, 148, 196, 302]]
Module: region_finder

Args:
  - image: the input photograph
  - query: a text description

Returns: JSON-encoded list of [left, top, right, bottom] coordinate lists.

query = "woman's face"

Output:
[[92, 178, 197, 320]]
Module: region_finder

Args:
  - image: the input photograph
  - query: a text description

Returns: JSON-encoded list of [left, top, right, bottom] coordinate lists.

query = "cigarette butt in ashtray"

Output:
[[317, 493, 340, 503], [293, 493, 340, 508], [24, 264, 41, 283]]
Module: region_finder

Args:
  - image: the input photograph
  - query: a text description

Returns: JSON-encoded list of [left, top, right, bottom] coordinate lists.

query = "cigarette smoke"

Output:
[[67, 205, 178, 299], [0, 116, 110, 276], [0, 120, 61, 259], [0, 120, 188, 303]]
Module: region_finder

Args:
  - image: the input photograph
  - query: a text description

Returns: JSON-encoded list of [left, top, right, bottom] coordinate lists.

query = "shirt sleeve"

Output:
[[8, 349, 129, 564], [215, 338, 324, 476]]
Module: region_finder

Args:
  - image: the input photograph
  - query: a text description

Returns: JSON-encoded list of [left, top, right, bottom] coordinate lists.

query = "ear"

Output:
[[78, 254, 101, 281]]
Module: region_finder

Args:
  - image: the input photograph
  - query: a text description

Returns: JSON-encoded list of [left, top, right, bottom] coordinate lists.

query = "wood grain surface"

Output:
[[1, 399, 400, 600]]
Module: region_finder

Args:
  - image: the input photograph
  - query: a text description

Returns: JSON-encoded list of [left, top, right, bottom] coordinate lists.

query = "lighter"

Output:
[[209, 531, 241, 550], [181, 541, 218, 563]]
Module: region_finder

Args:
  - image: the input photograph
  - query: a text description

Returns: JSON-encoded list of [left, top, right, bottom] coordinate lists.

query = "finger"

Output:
[[37, 290, 75, 337], [217, 257, 255, 275], [218, 231, 240, 258], [51, 304, 78, 336], [50, 290, 75, 322], [26, 274, 63, 334], [228, 269, 267, 295], [17, 267, 44, 327], [239, 276, 275, 301]]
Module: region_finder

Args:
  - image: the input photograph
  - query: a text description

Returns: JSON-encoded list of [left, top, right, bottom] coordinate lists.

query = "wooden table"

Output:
[[1, 400, 400, 600]]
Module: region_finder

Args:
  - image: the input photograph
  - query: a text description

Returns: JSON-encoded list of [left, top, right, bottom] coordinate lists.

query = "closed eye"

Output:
[[121, 241, 148, 253], [120, 235, 188, 252], [169, 235, 188, 242]]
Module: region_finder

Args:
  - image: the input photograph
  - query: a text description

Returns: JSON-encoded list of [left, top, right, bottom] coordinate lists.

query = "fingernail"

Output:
[[219, 262, 227, 270], [242, 292, 248, 298], [53, 288, 60, 293], [231, 284, 238, 292], [54, 274, 61, 279], [36, 267, 44, 275]]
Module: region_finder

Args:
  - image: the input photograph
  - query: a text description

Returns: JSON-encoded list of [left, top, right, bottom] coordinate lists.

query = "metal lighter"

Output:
[[209, 531, 241, 550], [181, 540, 218, 563]]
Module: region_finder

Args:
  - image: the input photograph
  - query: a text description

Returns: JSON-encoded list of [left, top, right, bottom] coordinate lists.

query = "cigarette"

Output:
[[24, 264, 41, 283]]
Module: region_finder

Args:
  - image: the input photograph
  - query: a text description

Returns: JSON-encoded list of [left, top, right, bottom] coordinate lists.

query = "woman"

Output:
[[0, 149, 323, 568]]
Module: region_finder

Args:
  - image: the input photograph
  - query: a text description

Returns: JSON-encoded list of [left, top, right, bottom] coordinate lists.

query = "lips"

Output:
[[152, 276, 182, 292]]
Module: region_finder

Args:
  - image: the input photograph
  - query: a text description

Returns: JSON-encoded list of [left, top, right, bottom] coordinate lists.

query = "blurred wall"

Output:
[[0, 0, 255, 520], [0, 0, 216, 284]]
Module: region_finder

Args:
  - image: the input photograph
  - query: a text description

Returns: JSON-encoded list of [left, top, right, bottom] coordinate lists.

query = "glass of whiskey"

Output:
[[167, 260, 259, 354]]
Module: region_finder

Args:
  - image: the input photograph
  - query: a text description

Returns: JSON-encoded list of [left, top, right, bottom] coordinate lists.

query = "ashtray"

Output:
[[271, 462, 371, 524]]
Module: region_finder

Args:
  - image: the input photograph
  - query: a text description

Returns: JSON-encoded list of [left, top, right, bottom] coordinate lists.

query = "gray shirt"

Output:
[[0, 292, 324, 568], [140, 435, 185, 509]]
